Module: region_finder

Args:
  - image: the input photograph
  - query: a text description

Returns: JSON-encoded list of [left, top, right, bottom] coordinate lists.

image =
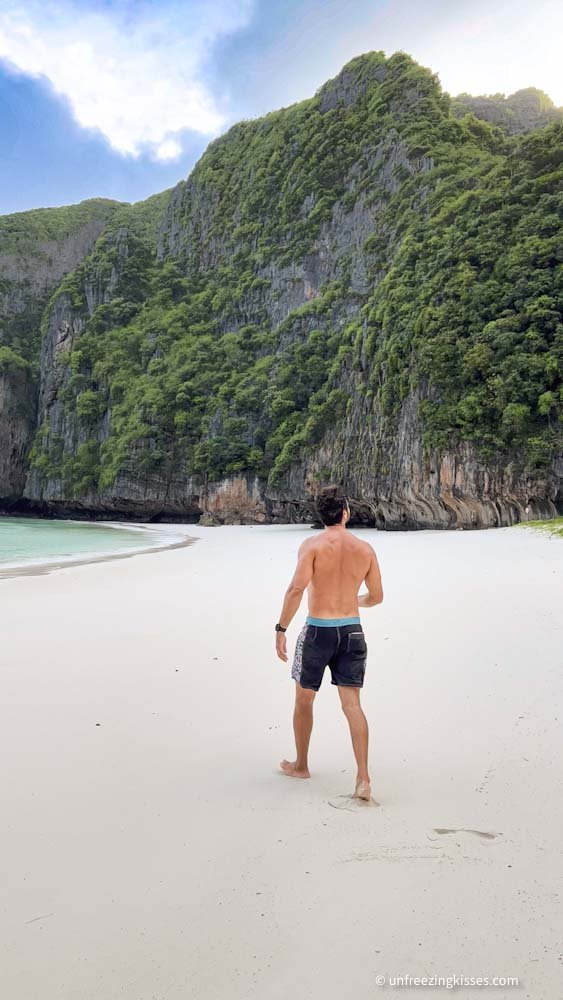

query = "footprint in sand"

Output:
[[328, 794, 380, 811], [341, 845, 443, 863], [430, 828, 502, 841]]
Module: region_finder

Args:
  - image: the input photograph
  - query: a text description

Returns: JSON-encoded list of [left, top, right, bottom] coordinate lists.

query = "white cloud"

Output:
[[155, 138, 184, 163], [0, 0, 254, 160]]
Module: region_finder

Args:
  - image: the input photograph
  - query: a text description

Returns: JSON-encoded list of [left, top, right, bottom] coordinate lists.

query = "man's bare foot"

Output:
[[354, 779, 371, 801], [279, 759, 310, 779]]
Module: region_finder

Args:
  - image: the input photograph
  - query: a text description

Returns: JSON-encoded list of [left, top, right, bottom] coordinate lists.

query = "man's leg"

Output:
[[280, 683, 316, 779], [338, 686, 371, 799]]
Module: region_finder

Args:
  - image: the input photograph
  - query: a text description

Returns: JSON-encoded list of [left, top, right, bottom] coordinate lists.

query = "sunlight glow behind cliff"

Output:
[[411, 0, 563, 106]]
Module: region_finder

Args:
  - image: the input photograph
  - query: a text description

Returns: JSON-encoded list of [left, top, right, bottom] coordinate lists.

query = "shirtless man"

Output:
[[275, 485, 384, 800]]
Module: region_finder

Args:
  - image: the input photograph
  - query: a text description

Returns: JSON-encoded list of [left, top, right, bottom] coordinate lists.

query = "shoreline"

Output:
[[0, 520, 196, 581], [1, 513, 560, 583]]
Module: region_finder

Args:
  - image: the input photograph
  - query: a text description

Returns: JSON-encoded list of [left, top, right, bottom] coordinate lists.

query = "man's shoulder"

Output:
[[298, 535, 318, 554], [349, 533, 376, 558]]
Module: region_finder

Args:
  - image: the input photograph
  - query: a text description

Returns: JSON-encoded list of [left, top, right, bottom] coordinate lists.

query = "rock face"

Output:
[[287, 380, 559, 529], [0, 366, 35, 502], [0, 199, 121, 351], [1, 54, 562, 527], [0, 198, 123, 504]]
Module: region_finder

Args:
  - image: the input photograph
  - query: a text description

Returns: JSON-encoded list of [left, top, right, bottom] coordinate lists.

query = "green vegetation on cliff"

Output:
[[364, 123, 562, 466], [0, 197, 125, 368], [0, 197, 121, 254], [8, 52, 562, 502]]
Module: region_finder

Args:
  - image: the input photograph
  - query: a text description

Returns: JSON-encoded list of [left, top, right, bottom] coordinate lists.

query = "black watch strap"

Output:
[[275, 623, 287, 633]]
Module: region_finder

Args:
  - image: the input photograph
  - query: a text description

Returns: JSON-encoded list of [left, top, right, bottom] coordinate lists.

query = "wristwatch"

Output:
[[275, 623, 287, 633]]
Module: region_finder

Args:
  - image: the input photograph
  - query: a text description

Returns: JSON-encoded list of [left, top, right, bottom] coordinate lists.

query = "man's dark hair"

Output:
[[315, 485, 349, 526]]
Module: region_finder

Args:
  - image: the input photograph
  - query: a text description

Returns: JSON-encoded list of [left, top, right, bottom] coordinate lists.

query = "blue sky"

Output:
[[0, 0, 561, 215]]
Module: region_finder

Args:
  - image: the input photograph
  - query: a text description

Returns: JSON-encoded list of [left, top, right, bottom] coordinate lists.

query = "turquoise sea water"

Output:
[[0, 516, 169, 570]]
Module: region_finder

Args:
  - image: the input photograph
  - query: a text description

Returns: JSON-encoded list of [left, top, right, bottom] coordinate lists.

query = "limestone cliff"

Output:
[[1, 53, 561, 527], [0, 198, 124, 500], [0, 364, 35, 501], [0, 199, 122, 354]]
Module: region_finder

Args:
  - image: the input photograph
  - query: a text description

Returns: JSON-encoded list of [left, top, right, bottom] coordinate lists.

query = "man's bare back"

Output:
[[303, 530, 380, 618], [275, 522, 382, 637]]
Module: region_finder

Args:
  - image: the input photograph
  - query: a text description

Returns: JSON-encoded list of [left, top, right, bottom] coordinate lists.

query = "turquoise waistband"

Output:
[[306, 615, 361, 627]]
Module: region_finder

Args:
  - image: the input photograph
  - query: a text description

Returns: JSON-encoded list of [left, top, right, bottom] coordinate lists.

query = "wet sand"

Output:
[[0, 523, 561, 999]]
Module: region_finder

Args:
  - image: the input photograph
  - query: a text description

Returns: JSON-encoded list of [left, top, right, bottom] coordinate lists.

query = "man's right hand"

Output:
[[276, 631, 288, 662]]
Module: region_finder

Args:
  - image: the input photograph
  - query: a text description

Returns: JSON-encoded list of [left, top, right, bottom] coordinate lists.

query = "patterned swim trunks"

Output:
[[291, 616, 367, 691]]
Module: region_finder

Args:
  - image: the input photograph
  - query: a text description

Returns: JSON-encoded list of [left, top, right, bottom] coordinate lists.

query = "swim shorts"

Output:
[[291, 616, 367, 691]]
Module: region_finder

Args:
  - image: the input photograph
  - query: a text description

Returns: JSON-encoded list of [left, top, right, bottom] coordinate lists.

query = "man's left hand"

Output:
[[276, 631, 288, 662]]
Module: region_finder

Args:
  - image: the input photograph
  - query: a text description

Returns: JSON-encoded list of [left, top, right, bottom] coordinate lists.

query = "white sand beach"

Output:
[[1, 523, 561, 999]]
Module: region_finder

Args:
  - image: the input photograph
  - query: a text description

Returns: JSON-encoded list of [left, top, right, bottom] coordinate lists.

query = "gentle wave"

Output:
[[0, 516, 190, 572]]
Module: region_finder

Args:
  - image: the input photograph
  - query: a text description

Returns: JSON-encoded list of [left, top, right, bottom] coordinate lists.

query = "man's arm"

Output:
[[357, 547, 383, 608], [275, 540, 315, 662]]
